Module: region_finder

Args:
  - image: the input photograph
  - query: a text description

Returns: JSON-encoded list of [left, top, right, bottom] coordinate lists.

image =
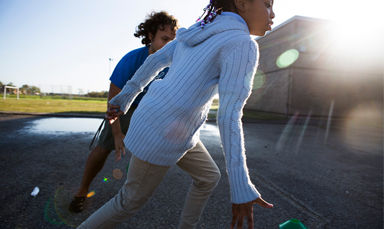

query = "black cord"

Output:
[[89, 118, 106, 150]]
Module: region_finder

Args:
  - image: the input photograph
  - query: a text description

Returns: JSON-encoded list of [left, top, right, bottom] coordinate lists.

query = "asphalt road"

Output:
[[0, 114, 382, 228]]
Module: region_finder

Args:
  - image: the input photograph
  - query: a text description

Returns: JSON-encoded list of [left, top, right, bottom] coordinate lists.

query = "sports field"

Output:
[[0, 96, 107, 114]]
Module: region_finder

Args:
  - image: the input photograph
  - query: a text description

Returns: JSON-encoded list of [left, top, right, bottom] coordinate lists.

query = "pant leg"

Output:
[[77, 155, 170, 229], [176, 140, 221, 229]]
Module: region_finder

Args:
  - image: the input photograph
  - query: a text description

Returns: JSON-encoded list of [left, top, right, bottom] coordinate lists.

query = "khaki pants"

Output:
[[78, 140, 221, 229]]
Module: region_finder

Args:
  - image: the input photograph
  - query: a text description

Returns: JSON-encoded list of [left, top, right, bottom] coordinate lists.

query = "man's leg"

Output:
[[70, 108, 136, 212], [69, 146, 112, 212], [75, 146, 112, 197], [77, 155, 170, 229], [177, 140, 221, 229]]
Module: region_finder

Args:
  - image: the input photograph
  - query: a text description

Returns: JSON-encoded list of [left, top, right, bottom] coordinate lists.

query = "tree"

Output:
[[87, 91, 108, 98], [30, 86, 40, 94], [19, 84, 40, 95], [20, 84, 29, 94]]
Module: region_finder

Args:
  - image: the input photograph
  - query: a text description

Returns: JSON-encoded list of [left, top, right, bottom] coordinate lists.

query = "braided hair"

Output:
[[134, 11, 179, 46], [197, 0, 237, 28]]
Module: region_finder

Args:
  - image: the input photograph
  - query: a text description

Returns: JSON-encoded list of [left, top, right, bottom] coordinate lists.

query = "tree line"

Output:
[[0, 81, 108, 98]]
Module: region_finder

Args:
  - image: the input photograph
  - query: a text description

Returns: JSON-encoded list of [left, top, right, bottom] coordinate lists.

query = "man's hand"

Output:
[[230, 197, 273, 229], [114, 132, 126, 162], [106, 104, 124, 124]]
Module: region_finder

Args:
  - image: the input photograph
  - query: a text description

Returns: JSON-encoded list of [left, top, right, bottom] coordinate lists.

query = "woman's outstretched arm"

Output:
[[108, 39, 178, 115]]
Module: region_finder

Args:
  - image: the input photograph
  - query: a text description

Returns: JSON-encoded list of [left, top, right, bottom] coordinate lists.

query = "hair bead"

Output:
[[197, 1, 220, 28]]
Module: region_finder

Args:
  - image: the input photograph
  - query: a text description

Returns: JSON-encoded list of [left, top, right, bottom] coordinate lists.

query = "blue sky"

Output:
[[1, 0, 383, 94]]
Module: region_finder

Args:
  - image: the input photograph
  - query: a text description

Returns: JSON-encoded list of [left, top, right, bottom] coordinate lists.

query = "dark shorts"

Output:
[[97, 106, 137, 150]]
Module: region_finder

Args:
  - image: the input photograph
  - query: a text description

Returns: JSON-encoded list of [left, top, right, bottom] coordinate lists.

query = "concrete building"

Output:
[[245, 16, 383, 120]]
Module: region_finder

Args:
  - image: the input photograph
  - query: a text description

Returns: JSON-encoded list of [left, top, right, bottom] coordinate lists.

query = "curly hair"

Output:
[[134, 11, 179, 46]]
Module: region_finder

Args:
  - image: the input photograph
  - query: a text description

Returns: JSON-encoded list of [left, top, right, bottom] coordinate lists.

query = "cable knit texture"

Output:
[[109, 15, 260, 204]]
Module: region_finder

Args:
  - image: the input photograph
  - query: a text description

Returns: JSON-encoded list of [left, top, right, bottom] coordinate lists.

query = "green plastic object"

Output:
[[279, 219, 308, 229]]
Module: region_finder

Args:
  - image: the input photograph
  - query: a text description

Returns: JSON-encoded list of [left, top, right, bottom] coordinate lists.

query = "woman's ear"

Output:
[[234, 0, 246, 12]]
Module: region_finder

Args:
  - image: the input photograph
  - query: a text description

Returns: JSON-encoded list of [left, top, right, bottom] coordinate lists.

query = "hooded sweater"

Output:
[[109, 15, 260, 204]]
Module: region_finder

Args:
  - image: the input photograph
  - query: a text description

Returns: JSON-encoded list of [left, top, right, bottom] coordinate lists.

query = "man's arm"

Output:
[[108, 82, 125, 162]]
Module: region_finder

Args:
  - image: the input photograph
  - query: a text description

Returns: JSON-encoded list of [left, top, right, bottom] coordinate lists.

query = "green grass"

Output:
[[0, 98, 107, 113], [4, 94, 108, 101]]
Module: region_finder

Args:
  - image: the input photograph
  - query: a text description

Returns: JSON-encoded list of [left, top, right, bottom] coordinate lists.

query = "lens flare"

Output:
[[342, 101, 383, 152], [44, 187, 79, 227], [113, 168, 123, 180], [324, 100, 334, 143], [295, 110, 312, 154], [87, 191, 95, 198], [276, 49, 299, 68], [44, 198, 65, 225], [253, 70, 266, 90], [276, 111, 299, 151], [163, 120, 189, 144]]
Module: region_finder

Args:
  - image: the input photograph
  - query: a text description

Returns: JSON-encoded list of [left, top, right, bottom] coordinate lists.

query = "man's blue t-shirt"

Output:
[[109, 46, 168, 106]]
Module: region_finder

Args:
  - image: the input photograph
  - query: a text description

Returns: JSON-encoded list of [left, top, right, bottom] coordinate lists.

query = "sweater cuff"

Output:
[[228, 169, 260, 204]]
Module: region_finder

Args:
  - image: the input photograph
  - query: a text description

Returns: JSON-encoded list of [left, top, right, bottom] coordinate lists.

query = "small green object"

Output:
[[126, 162, 130, 173], [279, 219, 308, 229]]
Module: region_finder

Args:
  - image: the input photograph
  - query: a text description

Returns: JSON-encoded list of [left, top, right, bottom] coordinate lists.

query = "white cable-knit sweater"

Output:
[[110, 15, 260, 204]]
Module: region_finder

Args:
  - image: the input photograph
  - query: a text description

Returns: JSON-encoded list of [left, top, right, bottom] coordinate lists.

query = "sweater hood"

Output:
[[176, 15, 249, 47]]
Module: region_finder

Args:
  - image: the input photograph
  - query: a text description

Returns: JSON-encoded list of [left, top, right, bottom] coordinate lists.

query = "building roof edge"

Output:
[[256, 15, 331, 40]]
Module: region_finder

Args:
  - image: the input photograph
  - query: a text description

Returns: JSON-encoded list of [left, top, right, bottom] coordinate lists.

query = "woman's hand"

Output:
[[230, 197, 273, 229], [114, 132, 126, 162], [106, 104, 124, 124]]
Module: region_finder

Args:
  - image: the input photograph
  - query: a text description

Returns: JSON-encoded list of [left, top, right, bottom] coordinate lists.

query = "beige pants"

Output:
[[77, 140, 221, 229]]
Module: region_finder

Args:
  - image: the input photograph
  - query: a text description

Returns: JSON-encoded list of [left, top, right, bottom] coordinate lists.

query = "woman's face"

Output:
[[238, 0, 275, 36]]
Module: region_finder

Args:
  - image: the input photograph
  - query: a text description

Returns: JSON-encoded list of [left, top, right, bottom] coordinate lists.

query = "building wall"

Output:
[[289, 68, 383, 117], [245, 16, 383, 118], [245, 69, 289, 114], [244, 20, 298, 114]]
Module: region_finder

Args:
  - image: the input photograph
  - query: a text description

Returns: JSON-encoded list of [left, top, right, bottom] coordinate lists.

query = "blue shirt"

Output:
[[109, 46, 168, 106]]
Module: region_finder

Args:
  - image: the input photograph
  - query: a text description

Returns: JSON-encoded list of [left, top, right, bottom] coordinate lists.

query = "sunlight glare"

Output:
[[325, 1, 384, 62]]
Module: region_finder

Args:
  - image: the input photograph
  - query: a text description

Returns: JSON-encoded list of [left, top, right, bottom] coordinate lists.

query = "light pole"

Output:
[[109, 58, 114, 76]]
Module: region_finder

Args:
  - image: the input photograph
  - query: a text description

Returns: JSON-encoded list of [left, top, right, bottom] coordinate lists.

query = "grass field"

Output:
[[0, 97, 107, 114], [3, 94, 108, 101], [0, 96, 285, 120]]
